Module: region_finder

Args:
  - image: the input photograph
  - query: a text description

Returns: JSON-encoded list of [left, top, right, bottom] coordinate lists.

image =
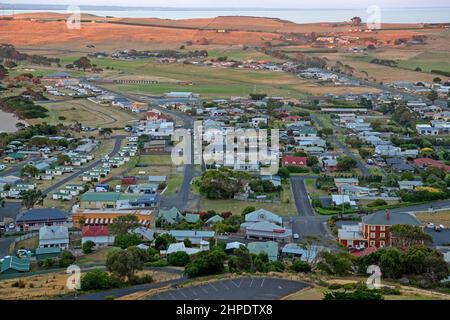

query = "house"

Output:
[[161, 242, 209, 256], [164, 92, 194, 99], [132, 227, 154, 242], [225, 242, 245, 254], [243, 221, 292, 242], [334, 178, 359, 190], [341, 185, 372, 197], [331, 194, 356, 207], [243, 209, 282, 225], [0, 256, 30, 274], [142, 140, 169, 154], [35, 247, 61, 261], [80, 192, 159, 210], [247, 241, 278, 262], [338, 211, 422, 249], [413, 158, 450, 172], [281, 156, 307, 168], [322, 158, 338, 171], [281, 243, 330, 262], [73, 208, 155, 229], [185, 213, 201, 224], [131, 102, 148, 113], [166, 230, 215, 245], [81, 225, 115, 247], [204, 215, 224, 226], [251, 117, 268, 127], [39, 225, 69, 249], [398, 180, 423, 190], [160, 207, 183, 225], [148, 176, 167, 184], [15, 208, 67, 232]]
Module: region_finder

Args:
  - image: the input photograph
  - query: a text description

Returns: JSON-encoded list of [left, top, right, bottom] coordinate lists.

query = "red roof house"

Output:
[[413, 158, 450, 171], [82, 225, 114, 246], [282, 156, 307, 167], [282, 115, 302, 122], [121, 176, 137, 185]]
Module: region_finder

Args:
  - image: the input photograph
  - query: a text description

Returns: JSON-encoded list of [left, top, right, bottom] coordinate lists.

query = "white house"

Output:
[[39, 225, 69, 249]]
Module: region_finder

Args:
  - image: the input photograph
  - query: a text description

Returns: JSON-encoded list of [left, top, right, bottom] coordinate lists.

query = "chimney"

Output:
[[385, 209, 390, 221]]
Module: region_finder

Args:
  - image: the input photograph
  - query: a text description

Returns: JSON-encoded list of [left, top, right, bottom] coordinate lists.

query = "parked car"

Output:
[[426, 222, 435, 229], [0, 164, 6, 171], [293, 233, 300, 240]]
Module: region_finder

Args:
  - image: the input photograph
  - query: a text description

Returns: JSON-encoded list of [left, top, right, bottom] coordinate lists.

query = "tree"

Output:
[[59, 250, 76, 267], [290, 260, 312, 273], [20, 189, 45, 209], [390, 225, 432, 248], [3, 60, 17, 69], [184, 250, 227, 278], [106, 247, 148, 281], [57, 154, 71, 165], [183, 238, 192, 248], [317, 251, 353, 276], [0, 64, 8, 79], [108, 215, 140, 236], [433, 77, 442, 83], [99, 127, 113, 139], [229, 246, 252, 272], [167, 251, 190, 267], [336, 156, 357, 171], [401, 245, 449, 282], [379, 248, 402, 279], [154, 233, 176, 250], [82, 240, 95, 254], [242, 206, 256, 215], [20, 165, 39, 178], [80, 269, 122, 291], [427, 90, 438, 103], [113, 233, 142, 249], [73, 57, 92, 71], [351, 16, 362, 26]]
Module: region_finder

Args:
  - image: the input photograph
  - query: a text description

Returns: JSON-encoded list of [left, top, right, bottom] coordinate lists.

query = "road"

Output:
[[311, 114, 372, 177], [0, 156, 41, 178], [42, 135, 125, 194], [150, 277, 310, 300], [287, 176, 332, 240], [69, 267, 186, 300], [374, 199, 450, 215]]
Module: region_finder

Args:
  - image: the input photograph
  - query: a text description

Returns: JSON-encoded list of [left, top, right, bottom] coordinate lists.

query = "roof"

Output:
[[166, 242, 201, 255], [82, 225, 110, 237], [414, 158, 450, 171], [16, 208, 67, 224], [247, 241, 278, 261], [282, 156, 307, 166], [185, 213, 201, 223], [245, 221, 288, 233], [0, 256, 30, 273], [351, 246, 380, 257], [35, 247, 61, 255], [168, 230, 215, 239], [225, 242, 245, 251], [281, 244, 329, 261], [205, 215, 224, 224], [39, 226, 69, 241], [132, 227, 154, 241], [160, 207, 182, 224], [362, 211, 422, 226], [245, 209, 282, 225], [81, 192, 120, 202], [148, 175, 167, 182]]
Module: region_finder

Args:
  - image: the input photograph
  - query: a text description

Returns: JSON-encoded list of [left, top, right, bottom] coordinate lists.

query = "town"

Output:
[[0, 11, 449, 301]]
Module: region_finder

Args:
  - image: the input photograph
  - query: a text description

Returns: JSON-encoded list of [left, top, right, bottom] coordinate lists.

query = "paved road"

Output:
[[42, 135, 125, 194], [374, 199, 450, 215], [0, 156, 41, 178], [287, 176, 332, 239], [69, 267, 186, 300], [149, 277, 309, 300], [311, 115, 372, 177]]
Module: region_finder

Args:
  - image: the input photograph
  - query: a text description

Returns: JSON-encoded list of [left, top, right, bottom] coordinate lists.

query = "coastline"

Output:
[[0, 109, 26, 133]]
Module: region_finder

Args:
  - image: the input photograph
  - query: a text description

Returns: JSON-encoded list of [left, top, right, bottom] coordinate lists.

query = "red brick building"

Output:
[[338, 210, 422, 249]]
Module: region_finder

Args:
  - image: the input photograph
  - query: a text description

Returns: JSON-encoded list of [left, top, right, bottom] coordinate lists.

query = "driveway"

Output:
[[149, 277, 309, 300]]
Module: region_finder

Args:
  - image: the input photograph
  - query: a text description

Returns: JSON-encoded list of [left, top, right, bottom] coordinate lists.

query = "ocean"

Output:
[[1, 7, 450, 24]]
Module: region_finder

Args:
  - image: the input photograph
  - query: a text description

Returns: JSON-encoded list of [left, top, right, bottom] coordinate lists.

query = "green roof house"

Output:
[[247, 241, 279, 262], [185, 213, 201, 224], [0, 256, 31, 274], [35, 247, 61, 261], [160, 207, 183, 224]]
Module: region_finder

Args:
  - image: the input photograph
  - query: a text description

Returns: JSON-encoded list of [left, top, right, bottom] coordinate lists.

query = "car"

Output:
[[426, 222, 435, 229], [0, 164, 6, 171], [8, 223, 15, 230], [293, 233, 300, 240]]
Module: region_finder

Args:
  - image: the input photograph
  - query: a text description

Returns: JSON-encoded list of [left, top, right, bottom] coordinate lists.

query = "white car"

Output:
[[8, 223, 15, 230], [426, 222, 435, 229], [293, 233, 300, 240], [0, 164, 5, 171]]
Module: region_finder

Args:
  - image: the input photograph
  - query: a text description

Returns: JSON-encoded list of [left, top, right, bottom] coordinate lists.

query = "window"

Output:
[[380, 233, 385, 238], [380, 240, 385, 247], [370, 232, 376, 238], [380, 226, 385, 231], [370, 225, 376, 231], [370, 241, 375, 247]]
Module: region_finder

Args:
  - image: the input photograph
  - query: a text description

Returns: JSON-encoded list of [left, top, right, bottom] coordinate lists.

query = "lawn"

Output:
[[164, 173, 184, 195], [396, 51, 450, 74], [416, 210, 450, 227], [304, 178, 329, 198]]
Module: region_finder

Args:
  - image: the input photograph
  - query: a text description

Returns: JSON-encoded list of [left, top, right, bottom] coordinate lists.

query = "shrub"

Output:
[[291, 260, 312, 273], [80, 270, 123, 291], [82, 240, 95, 254], [167, 251, 190, 267], [59, 250, 76, 268], [145, 260, 169, 267], [128, 274, 154, 285], [367, 199, 388, 207]]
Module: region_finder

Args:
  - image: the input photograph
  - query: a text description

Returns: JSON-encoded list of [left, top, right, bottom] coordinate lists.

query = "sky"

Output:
[[4, 0, 450, 9]]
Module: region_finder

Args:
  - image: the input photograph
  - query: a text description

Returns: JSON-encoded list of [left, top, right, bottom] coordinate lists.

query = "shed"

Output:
[[0, 256, 30, 274], [35, 247, 61, 261]]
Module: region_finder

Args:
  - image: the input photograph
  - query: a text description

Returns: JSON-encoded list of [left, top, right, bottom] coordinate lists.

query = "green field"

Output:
[[396, 52, 450, 73], [57, 56, 308, 99], [205, 48, 281, 62]]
